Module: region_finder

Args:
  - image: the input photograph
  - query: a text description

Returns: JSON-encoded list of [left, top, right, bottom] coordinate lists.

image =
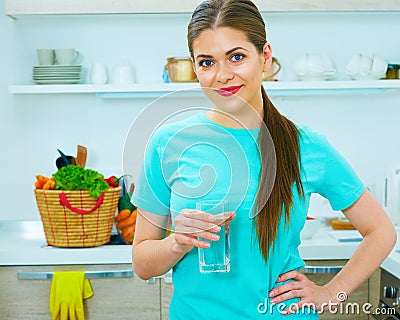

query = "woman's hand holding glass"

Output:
[[172, 209, 235, 254]]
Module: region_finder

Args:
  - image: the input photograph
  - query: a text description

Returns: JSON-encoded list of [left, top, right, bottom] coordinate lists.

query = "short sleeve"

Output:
[[317, 136, 366, 211], [131, 131, 171, 215]]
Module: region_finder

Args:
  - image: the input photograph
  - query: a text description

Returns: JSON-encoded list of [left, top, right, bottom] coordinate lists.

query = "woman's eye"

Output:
[[200, 60, 214, 68], [231, 54, 244, 62]]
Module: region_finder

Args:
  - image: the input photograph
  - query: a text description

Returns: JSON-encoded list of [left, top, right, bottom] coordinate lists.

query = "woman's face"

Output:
[[192, 27, 272, 116]]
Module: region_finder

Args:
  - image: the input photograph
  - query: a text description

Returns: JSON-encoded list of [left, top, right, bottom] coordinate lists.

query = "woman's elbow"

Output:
[[380, 221, 398, 254], [133, 268, 153, 281], [132, 263, 153, 281], [388, 225, 397, 251], [131, 246, 152, 280]]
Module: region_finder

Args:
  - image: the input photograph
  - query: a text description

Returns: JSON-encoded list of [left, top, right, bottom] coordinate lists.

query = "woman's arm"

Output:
[[323, 189, 397, 300], [132, 208, 230, 280], [132, 209, 181, 280], [268, 189, 397, 313]]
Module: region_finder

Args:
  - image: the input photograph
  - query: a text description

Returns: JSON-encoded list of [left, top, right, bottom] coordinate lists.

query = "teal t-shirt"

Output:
[[132, 112, 365, 319]]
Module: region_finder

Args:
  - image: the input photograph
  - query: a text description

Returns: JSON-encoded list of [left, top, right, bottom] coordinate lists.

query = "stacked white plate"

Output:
[[33, 65, 82, 84]]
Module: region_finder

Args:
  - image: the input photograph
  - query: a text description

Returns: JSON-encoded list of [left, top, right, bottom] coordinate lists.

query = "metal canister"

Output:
[[386, 63, 400, 79]]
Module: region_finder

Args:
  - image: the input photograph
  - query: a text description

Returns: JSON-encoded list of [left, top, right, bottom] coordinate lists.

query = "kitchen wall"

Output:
[[1, 4, 400, 220]]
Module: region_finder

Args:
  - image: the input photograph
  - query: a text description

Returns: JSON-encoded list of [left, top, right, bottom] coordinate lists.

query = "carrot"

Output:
[[37, 175, 48, 184], [122, 224, 135, 243], [117, 209, 137, 229], [42, 181, 51, 190], [35, 175, 50, 189], [42, 177, 56, 190], [115, 209, 131, 222]]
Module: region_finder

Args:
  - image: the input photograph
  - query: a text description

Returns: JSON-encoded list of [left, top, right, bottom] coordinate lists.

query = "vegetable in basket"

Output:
[[104, 175, 120, 187], [52, 165, 109, 198], [118, 192, 136, 212], [35, 175, 56, 190], [115, 208, 137, 244]]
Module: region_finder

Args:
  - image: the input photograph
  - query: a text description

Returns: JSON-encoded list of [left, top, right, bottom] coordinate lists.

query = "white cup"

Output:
[[306, 54, 326, 73], [346, 54, 372, 75], [358, 55, 373, 74], [90, 64, 108, 84], [111, 65, 135, 85], [37, 49, 55, 65], [371, 55, 388, 76], [55, 48, 80, 65]]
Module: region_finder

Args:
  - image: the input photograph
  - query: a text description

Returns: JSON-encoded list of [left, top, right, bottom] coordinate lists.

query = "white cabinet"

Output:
[[6, 0, 400, 16]]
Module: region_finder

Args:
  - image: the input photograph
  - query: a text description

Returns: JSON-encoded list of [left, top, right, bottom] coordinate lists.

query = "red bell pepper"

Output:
[[105, 175, 120, 187]]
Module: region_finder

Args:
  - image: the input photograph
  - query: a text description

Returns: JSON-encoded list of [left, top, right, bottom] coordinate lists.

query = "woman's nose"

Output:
[[216, 63, 234, 83]]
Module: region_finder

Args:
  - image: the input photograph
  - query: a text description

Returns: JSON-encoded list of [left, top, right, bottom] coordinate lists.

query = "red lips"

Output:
[[217, 85, 243, 96]]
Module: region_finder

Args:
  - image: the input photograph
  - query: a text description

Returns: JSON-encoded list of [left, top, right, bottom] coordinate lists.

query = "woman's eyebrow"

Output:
[[225, 46, 249, 55], [196, 54, 213, 60]]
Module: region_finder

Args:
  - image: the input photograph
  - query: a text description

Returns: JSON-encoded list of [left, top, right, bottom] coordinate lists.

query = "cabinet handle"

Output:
[[303, 266, 344, 274], [18, 269, 133, 280]]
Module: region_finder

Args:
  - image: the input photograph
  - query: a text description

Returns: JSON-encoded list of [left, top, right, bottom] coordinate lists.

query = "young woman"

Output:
[[131, 0, 397, 319]]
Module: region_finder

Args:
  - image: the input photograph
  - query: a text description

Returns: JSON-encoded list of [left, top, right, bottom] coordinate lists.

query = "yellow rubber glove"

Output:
[[49, 271, 93, 320]]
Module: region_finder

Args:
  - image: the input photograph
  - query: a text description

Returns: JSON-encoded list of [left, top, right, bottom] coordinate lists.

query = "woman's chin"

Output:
[[206, 93, 249, 115]]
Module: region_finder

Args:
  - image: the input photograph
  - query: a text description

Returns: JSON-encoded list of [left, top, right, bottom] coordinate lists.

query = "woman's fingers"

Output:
[[177, 209, 234, 234], [172, 209, 235, 251], [182, 210, 235, 224], [269, 271, 334, 314], [275, 270, 304, 283], [182, 209, 217, 221], [269, 271, 315, 305], [173, 232, 211, 248], [177, 227, 220, 242], [269, 280, 303, 301], [181, 218, 222, 233]]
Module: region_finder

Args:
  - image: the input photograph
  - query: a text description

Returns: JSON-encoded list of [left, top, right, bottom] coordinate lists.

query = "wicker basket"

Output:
[[34, 187, 121, 247]]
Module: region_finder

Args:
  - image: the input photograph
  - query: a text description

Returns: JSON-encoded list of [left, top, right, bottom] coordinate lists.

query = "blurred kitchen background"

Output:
[[1, 3, 400, 223]]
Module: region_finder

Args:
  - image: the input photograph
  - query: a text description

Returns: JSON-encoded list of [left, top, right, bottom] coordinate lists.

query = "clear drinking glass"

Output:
[[196, 200, 230, 273]]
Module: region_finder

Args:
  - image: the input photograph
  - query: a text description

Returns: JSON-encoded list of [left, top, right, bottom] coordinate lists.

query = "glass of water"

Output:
[[196, 200, 230, 273]]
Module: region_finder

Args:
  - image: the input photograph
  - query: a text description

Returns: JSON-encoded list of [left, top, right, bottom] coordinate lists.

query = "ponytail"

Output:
[[254, 86, 304, 261]]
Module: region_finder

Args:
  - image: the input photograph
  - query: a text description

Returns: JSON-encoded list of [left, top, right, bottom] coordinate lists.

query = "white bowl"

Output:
[[300, 219, 323, 240]]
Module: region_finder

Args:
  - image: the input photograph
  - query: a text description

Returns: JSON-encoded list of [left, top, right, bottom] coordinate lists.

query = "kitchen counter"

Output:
[[0, 221, 132, 266], [1, 221, 399, 278]]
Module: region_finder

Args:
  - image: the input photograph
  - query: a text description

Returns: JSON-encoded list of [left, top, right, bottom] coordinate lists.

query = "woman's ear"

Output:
[[191, 57, 197, 76], [262, 42, 273, 72]]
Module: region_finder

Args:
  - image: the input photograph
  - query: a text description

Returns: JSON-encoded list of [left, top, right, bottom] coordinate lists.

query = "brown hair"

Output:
[[187, 0, 303, 261]]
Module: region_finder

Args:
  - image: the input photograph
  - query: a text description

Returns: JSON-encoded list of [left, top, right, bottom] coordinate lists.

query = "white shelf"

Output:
[[9, 80, 400, 99], [9, 82, 199, 94], [6, 0, 400, 16]]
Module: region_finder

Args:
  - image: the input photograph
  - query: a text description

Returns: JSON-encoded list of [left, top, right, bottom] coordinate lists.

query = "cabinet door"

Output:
[[0, 264, 160, 320], [303, 260, 368, 320], [368, 268, 381, 318], [161, 281, 173, 320]]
